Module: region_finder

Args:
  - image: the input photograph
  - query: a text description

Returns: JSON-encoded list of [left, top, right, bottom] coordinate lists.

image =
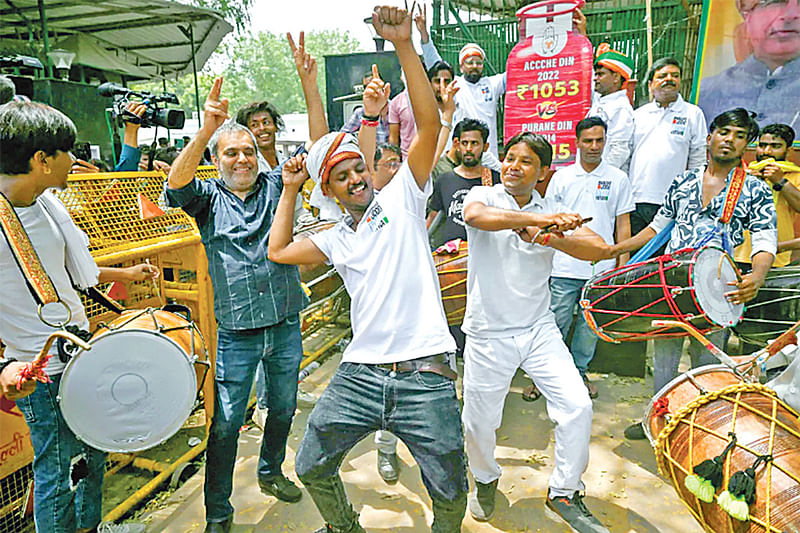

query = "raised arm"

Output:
[[288, 32, 328, 142], [168, 77, 228, 190], [414, 4, 442, 68], [433, 80, 459, 168], [373, 5, 440, 188], [359, 64, 391, 175], [268, 154, 329, 265]]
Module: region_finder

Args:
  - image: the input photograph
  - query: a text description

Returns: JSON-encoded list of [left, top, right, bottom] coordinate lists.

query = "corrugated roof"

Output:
[[0, 0, 233, 79]]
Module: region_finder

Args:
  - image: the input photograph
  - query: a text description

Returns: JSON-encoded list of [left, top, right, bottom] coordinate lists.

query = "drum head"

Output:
[[59, 330, 197, 452], [692, 247, 744, 327]]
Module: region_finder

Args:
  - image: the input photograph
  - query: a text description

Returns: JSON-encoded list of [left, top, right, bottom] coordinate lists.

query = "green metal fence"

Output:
[[431, 0, 703, 107]]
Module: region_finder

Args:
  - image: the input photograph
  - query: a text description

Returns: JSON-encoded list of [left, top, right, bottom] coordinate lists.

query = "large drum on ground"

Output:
[[293, 218, 346, 333], [649, 365, 800, 532], [58, 307, 208, 453], [433, 240, 468, 326], [734, 264, 800, 346], [581, 246, 743, 342]]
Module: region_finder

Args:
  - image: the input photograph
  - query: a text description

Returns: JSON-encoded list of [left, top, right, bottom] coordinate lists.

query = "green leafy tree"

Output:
[[190, 0, 255, 34], [133, 29, 361, 121]]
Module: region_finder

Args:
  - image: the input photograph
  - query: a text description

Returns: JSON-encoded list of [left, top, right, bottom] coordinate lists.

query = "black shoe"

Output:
[[624, 422, 647, 441], [313, 522, 366, 533], [258, 474, 302, 502], [377, 450, 399, 483], [468, 479, 498, 521], [546, 491, 609, 532], [204, 516, 232, 533]]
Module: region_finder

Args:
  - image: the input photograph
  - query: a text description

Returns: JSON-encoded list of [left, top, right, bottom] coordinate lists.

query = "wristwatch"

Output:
[[773, 178, 788, 191]]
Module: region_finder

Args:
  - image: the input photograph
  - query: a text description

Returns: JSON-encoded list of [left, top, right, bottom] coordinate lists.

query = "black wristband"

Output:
[[773, 178, 788, 191], [0, 358, 18, 377], [362, 113, 380, 122]]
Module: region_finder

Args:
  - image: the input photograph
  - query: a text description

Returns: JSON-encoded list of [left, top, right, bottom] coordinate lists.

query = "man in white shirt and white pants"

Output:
[[628, 57, 707, 235], [546, 117, 634, 399], [588, 45, 635, 171], [461, 132, 612, 532], [267, 8, 467, 533]]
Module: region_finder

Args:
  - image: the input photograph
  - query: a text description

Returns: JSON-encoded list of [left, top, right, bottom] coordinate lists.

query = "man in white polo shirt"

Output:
[[267, 7, 466, 533], [546, 117, 634, 399], [629, 57, 707, 235], [461, 132, 612, 532], [588, 45, 635, 171]]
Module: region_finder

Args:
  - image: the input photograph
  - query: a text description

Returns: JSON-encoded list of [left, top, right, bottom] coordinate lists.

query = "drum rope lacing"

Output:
[[581, 251, 716, 342], [654, 382, 800, 532]]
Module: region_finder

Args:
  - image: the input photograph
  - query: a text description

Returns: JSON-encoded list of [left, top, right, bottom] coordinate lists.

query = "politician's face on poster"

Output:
[[694, 0, 800, 133]]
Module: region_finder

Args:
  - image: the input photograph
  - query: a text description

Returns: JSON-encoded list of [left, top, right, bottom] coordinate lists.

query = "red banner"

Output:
[[504, 31, 593, 168]]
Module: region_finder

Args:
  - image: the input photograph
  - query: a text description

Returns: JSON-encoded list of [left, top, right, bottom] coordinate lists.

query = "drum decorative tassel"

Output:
[[652, 379, 800, 532]]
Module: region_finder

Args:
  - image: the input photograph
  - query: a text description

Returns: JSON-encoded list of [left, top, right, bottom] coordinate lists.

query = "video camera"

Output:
[[98, 82, 185, 129]]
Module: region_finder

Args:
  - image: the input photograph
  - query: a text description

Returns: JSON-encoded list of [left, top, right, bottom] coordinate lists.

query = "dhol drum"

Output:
[[581, 246, 744, 342], [58, 306, 208, 453], [293, 218, 346, 333], [649, 365, 800, 532], [433, 240, 468, 326], [734, 264, 800, 346]]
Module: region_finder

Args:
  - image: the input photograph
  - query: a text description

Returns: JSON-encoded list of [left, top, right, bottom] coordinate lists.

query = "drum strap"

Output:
[[693, 164, 747, 255], [0, 192, 124, 316]]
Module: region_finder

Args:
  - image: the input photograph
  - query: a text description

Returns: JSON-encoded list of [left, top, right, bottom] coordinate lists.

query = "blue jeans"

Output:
[[653, 329, 731, 393], [14, 373, 106, 533], [295, 361, 467, 533], [205, 314, 303, 522], [550, 277, 598, 375]]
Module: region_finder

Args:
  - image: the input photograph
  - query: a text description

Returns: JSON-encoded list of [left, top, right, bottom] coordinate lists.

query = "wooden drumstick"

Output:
[[651, 320, 744, 377], [146, 258, 164, 306]]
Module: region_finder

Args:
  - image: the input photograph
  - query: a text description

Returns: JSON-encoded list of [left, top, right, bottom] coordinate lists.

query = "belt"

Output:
[[372, 353, 457, 381]]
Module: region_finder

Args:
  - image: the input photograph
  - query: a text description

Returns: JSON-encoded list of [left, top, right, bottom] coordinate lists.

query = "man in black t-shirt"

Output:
[[427, 118, 500, 248]]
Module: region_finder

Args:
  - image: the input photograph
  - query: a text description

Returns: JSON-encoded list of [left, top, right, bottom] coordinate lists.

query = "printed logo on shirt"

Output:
[[481, 86, 491, 102], [364, 203, 389, 233], [595, 180, 611, 201], [447, 189, 473, 227], [670, 116, 687, 136]]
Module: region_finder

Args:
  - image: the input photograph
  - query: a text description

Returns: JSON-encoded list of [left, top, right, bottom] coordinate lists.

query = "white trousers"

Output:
[[462, 318, 593, 497]]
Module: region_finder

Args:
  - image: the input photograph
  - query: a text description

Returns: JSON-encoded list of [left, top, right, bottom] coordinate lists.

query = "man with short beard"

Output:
[[268, 6, 467, 532], [427, 118, 500, 248], [166, 79, 308, 533], [735, 123, 800, 267], [628, 57, 708, 236], [616, 108, 778, 440]]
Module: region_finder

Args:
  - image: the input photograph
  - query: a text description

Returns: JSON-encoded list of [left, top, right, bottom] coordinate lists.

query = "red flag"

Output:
[[138, 193, 165, 219], [106, 281, 128, 301]]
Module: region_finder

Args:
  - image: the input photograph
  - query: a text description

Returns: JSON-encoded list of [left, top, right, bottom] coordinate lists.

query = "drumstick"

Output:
[[145, 258, 164, 306], [651, 320, 744, 376], [541, 217, 593, 234]]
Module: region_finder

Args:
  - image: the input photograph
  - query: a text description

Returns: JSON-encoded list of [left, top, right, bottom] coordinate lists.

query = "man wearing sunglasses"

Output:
[[698, 0, 800, 129]]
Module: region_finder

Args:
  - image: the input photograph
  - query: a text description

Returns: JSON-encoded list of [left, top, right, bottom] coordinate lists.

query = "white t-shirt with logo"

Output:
[[0, 200, 90, 375], [547, 160, 635, 280], [309, 163, 456, 363], [462, 185, 561, 338], [629, 95, 708, 204]]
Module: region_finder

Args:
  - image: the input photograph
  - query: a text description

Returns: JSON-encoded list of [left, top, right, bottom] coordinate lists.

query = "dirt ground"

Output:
[[132, 347, 706, 533]]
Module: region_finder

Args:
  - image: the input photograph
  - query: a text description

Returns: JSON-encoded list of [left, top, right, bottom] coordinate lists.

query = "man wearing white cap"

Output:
[[588, 44, 635, 171], [415, 7, 504, 170], [268, 6, 467, 533]]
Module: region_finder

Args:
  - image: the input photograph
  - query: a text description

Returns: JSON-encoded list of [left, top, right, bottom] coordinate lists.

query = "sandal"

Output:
[[521, 383, 542, 402]]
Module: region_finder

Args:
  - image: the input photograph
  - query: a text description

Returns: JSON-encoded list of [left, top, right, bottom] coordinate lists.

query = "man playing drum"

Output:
[[612, 108, 778, 440], [268, 6, 468, 532], [166, 79, 309, 532], [460, 132, 614, 531], [0, 102, 157, 533]]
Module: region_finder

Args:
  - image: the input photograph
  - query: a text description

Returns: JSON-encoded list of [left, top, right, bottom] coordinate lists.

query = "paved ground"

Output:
[[141, 350, 703, 532]]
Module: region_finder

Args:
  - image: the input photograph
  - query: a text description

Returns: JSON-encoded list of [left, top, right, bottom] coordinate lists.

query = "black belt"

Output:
[[372, 353, 457, 381]]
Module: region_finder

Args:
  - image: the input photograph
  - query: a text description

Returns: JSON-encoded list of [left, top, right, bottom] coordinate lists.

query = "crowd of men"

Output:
[[0, 3, 797, 533]]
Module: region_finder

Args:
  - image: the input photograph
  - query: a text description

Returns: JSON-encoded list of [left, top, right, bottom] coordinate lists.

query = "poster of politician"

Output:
[[692, 0, 800, 135]]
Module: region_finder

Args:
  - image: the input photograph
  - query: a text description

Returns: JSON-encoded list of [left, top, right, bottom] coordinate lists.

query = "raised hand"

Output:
[[441, 80, 459, 115], [363, 64, 391, 117], [287, 31, 318, 85], [372, 4, 413, 44], [414, 3, 430, 43], [282, 153, 309, 190], [71, 159, 100, 174], [572, 8, 587, 36], [203, 77, 230, 133]]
